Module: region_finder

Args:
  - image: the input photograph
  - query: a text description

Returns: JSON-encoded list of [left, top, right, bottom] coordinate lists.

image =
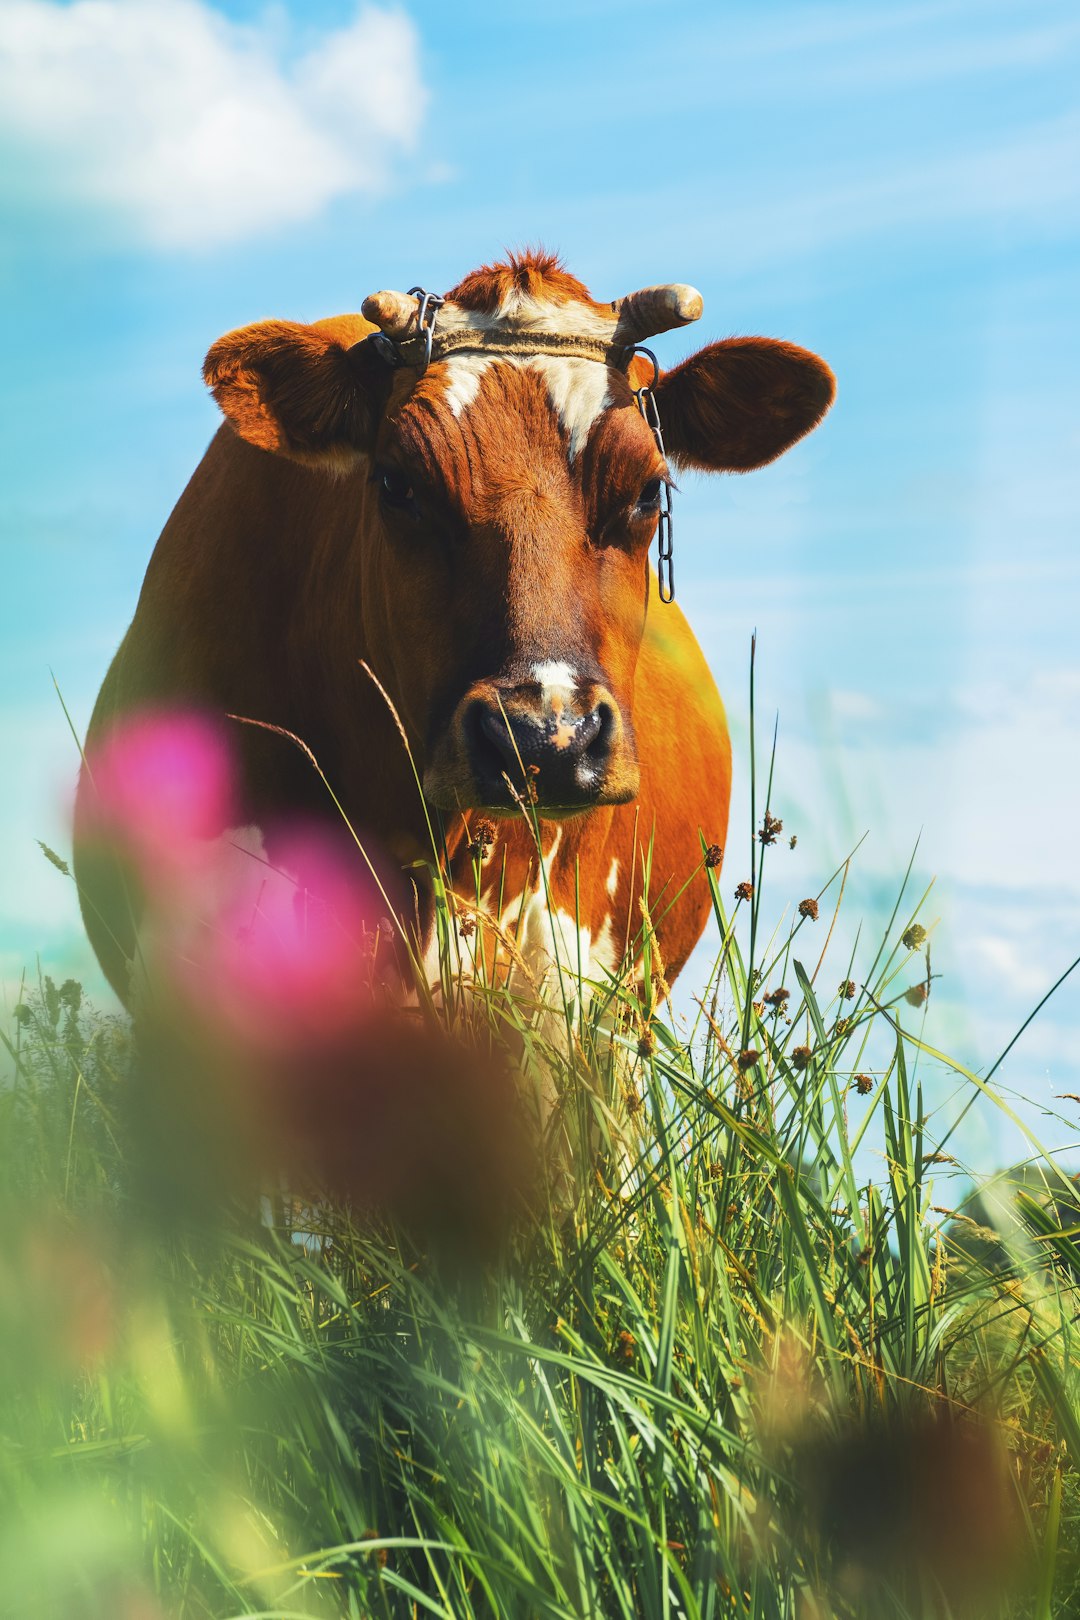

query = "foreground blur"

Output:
[[76, 708, 534, 1248], [1, 708, 1076, 1617]]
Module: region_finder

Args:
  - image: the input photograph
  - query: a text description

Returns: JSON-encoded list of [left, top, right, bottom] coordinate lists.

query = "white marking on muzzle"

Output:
[[532, 660, 577, 695]]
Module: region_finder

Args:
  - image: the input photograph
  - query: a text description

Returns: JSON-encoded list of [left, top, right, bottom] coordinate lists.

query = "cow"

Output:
[[74, 250, 834, 1022]]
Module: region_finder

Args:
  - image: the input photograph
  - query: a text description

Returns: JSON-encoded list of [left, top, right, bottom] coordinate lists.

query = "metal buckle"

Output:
[[628, 345, 674, 605]]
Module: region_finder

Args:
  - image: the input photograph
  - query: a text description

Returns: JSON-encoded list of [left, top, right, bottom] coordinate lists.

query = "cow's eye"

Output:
[[378, 467, 415, 508], [637, 478, 663, 511]]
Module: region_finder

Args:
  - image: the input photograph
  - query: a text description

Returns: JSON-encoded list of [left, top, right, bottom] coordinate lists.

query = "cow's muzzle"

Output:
[[424, 676, 639, 813]]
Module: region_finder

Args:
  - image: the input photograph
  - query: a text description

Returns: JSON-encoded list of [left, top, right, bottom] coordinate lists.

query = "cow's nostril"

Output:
[[573, 708, 602, 756], [585, 701, 615, 762], [467, 700, 518, 772]]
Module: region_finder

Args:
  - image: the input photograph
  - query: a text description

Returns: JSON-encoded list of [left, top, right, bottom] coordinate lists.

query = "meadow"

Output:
[[3, 702, 1080, 1620]]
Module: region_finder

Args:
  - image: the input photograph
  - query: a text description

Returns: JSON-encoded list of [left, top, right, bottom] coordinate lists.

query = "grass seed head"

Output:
[[735, 880, 754, 902], [759, 811, 784, 845], [902, 922, 928, 950], [704, 842, 724, 868], [791, 1045, 812, 1071], [854, 1073, 874, 1095], [798, 897, 820, 922], [468, 815, 497, 858]]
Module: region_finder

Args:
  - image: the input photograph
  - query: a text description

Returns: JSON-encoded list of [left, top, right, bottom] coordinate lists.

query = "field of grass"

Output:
[[4, 726, 1080, 1619]]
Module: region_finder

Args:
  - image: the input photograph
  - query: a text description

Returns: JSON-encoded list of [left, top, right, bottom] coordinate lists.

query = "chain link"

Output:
[[628, 346, 675, 604], [406, 286, 445, 370]]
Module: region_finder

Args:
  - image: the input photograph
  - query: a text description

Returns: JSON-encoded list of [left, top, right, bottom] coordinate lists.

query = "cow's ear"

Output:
[[203, 320, 389, 468], [654, 337, 835, 473]]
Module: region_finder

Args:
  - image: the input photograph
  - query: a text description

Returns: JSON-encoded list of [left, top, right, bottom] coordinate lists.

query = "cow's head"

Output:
[[204, 252, 834, 816]]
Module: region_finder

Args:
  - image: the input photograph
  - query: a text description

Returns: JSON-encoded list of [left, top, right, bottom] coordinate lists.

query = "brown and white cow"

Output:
[[75, 251, 834, 1009]]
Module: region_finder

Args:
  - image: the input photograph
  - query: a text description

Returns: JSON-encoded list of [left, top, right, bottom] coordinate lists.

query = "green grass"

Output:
[[4, 737, 1080, 1616]]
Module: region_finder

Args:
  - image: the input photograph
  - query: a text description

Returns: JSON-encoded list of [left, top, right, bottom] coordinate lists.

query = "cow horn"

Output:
[[361, 290, 421, 338], [613, 284, 704, 343]]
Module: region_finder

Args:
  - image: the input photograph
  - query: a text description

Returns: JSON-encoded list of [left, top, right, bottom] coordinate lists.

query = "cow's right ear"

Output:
[[203, 320, 390, 468]]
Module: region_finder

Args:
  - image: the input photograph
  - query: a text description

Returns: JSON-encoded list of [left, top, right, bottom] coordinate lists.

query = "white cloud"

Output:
[[0, 0, 427, 249]]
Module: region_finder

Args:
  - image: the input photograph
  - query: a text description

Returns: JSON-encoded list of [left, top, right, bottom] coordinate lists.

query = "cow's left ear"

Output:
[[204, 319, 389, 467], [654, 337, 835, 473]]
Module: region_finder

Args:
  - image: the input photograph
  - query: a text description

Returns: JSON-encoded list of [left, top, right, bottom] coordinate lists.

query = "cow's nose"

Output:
[[465, 690, 617, 807]]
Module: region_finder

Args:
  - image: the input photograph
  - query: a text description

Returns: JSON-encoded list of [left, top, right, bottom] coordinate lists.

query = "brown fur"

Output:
[[76, 255, 832, 1005], [445, 247, 611, 317]]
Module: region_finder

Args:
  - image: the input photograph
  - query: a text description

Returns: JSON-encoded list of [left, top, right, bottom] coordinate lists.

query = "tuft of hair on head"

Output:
[[445, 247, 603, 314]]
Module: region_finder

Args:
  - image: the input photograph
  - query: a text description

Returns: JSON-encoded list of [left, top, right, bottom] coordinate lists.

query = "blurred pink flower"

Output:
[[83, 709, 235, 885], [81, 711, 405, 1109], [194, 827, 386, 1046]]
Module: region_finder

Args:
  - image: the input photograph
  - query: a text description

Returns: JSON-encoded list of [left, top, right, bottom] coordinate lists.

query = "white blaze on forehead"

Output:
[[527, 355, 612, 461], [431, 290, 617, 459], [442, 352, 494, 418], [436, 352, 611, 458]]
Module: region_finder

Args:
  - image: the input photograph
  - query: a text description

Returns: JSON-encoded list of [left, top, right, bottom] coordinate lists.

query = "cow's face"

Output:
[[205, 253, 834, 816]]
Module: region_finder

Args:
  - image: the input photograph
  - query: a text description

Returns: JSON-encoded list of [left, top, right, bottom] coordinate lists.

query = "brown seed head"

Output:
[[764, 987, 790, 1007], [468, 816, 497, 859], [791, 1045, 812, 1071], [759, 811, 784, 845], [615, 1329, 637, 1363], [735, 880, 754, 903], [361, 1531, 388, 1570], [839, 979, 856, 1000], [637, 1027, 656, 1058], [704, 843, 724, 869], [789, 834, 798, 849], [855, 1072, 873, 1096], [737, 1047, 761, 1071], [798, 898, 820, 922], [902, 923, 928, 950]]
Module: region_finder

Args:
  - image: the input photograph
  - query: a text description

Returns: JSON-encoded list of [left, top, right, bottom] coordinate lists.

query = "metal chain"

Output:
[[406, 285, 444, 370], [628, 345, 675, 604]]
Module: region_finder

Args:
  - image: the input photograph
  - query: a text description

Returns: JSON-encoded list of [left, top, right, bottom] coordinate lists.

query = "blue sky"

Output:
[[1, 0, 1078, 1174]]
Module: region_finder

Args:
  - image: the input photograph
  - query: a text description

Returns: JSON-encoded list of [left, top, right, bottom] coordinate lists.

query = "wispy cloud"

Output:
[[0, 0, 427, 249], [712, 0, 1080, 94], [701, 111, 1080, 276]]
